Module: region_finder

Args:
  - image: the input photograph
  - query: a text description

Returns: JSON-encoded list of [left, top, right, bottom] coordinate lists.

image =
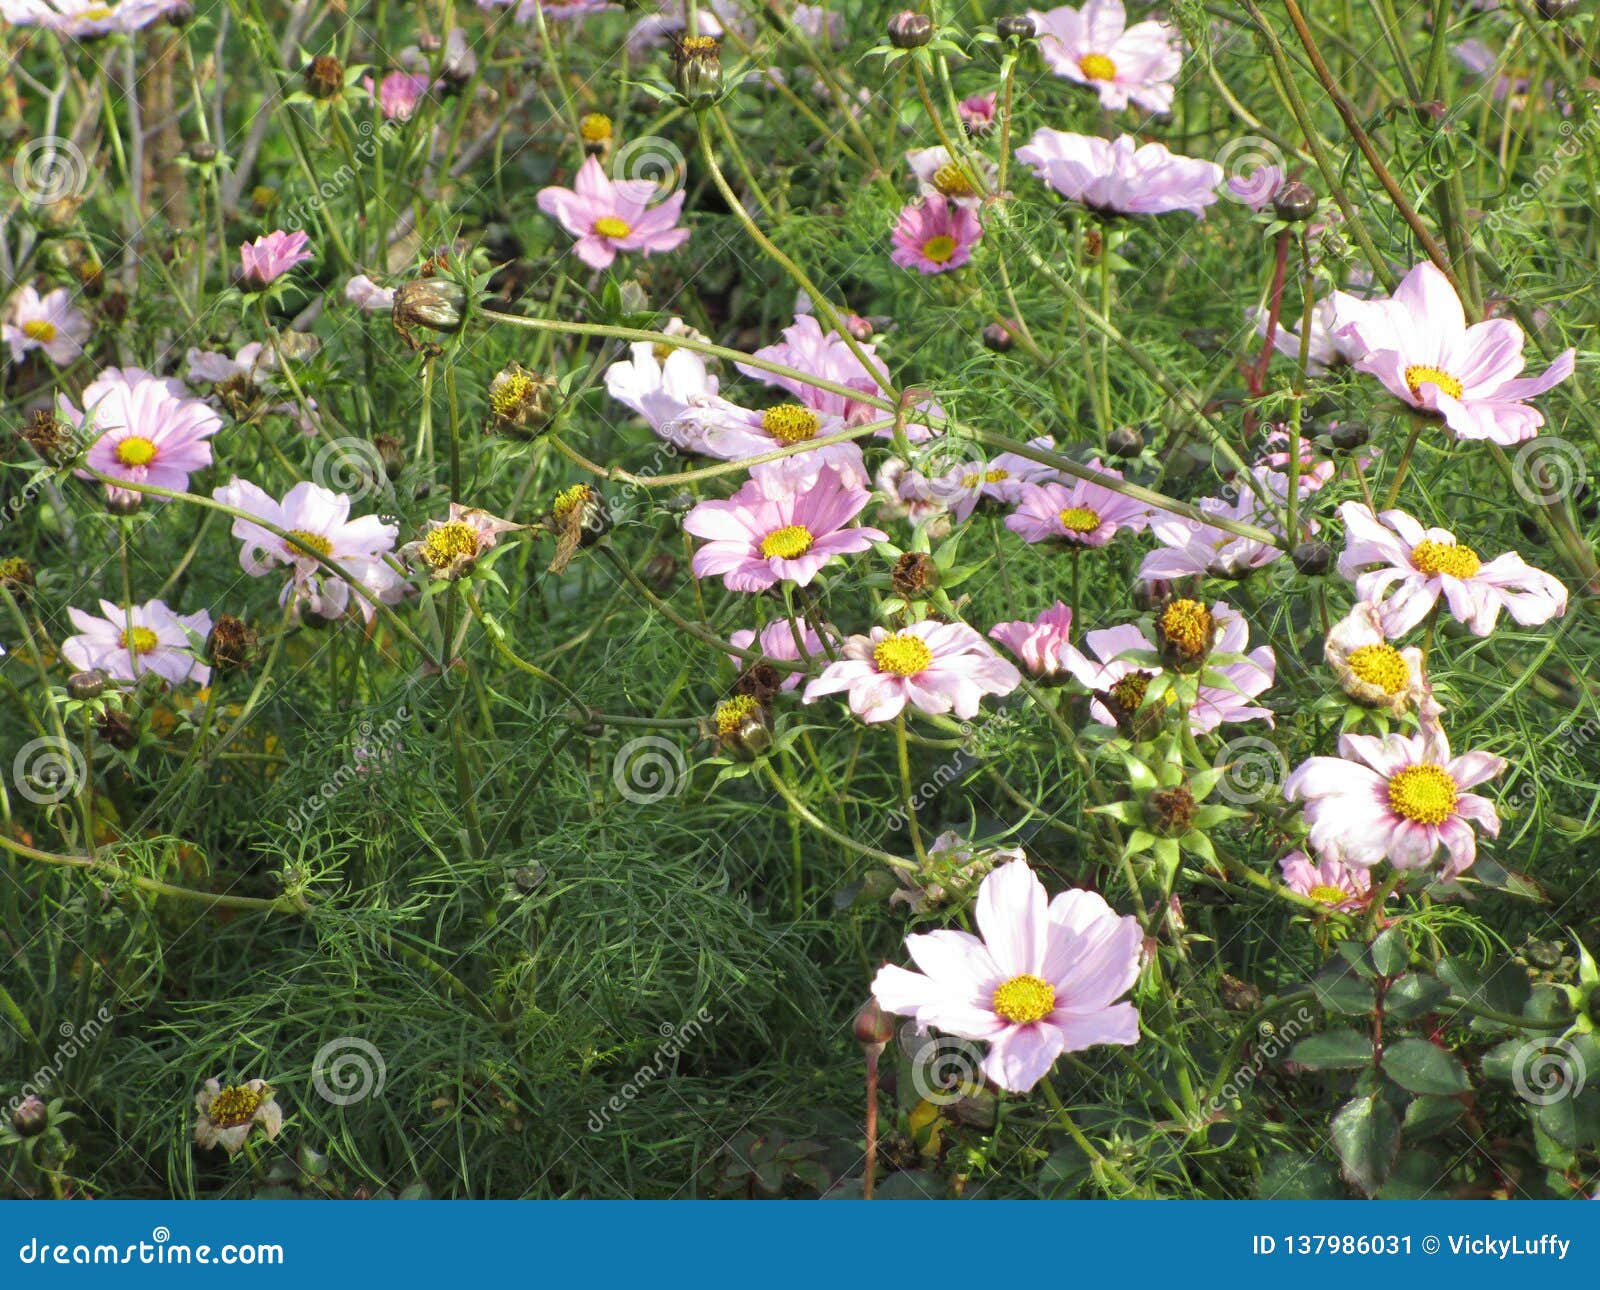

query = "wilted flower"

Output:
[[487, 363, 557, 437], [193, 1078, 282, 1155], [401, 503, 521, 579], [872, 856, 1142, 1093], [958, 92, 998, 135], [803, 621, 1020, 723], [1031, 0, 1182, 114], [3, 285, 90, 365], [1324, 602, 1428, 716], [345, 274, 397, 312]]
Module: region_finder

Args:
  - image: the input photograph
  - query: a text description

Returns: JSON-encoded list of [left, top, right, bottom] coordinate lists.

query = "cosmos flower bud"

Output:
[[853, 999, 895, 1053], [487, 363, 557, 439], [67, 669, 109, 701], [1155, 598, 1214, 673], [373, 433, 406, 480], [186, 140, 219, 164], [1271, 180, 1317, 222], [1536, 0, 1577, 16], [891, 551, 939, 599], [1106, 425, 1144, 458], [1328, 421, 1370, 451], [0, 556, 34, 602], [844, 314, 876, 343], [981, 321, 1015, 353], [392, 279, 467, 348], [304, 54, 345, 100], [887, 10, 933, 48], [21, 409, 78, 465], [1145, 783, 1197, 836], [671, 35, 723, 107], [96, 708, 138, 750], [1291, 540, 1334, 577], [206, 615, 258, 675], [11, 1096, 48, 1138], [995, 14, 1036, 41]]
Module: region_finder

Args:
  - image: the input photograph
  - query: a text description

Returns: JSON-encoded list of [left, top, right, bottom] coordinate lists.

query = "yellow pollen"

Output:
[[922, 235, 957, 264], [1404, 364, 1464, 402], [114, 436, 157, 467], [82, 4, 113, 17], [286, 529, 333, 558], [932, 161, 976, 199], [1109, 670, 1152, 713], [552, 484, 592, 520], [579, 113, 613, 144], [1078, 52, 1117, 81], [992, 974, 1056, 1024], [872, 634, 934, 677], [714, 694, 759, 736], [758, 524, 814, 561], [593, 216, 631, 240], [206, 1084, 266, 1129], [1307, 884, 1349, 906], [119, 626, 158, 654], [1346, 643, 1409, 695], [22, 320, 57, 342], [489, 371, 536, 418], [1058, 505, 1101, 534], [1159, 599, 1214, 662], [1387, 763, 1459, 826], [760, 403, 821, 444], [1410, 538, 1481, 579], [680, 35, 718, 56], [420, 520, 479, 569]]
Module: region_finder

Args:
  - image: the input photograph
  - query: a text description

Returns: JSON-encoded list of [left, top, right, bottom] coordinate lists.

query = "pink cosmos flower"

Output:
[[906, 147, 994, 210], [874, 458, 954, 536], [62, 598, 211, 687], [1226, 163, 1285, 211], [1330, 261, 1574, 444], [605, 338, 723, 446], [1138, 468, 1291, 581], [67, 372, 222, 507], [872, 856, 1142, 1093], [3, 285, 89, 365], [988, 601, 1076, 681], [1254, 430, 1339, 494], [803, 621, 1020, 724], [1284, 724, 1504, 877], [663, 397, 866, 484], [958, 93, 998, 136], [213, 477, 405, 622], [239, 230, 312, 289], [683, 461, 885, 593], [890, 195, 982, 275], [1058, 604, 1275, 735], [930, 440, 1062, 523], [738, 313, 933, 440], [1249, 296, 1361, 376], [1278, 851, 1372, 913], [1336, 502, 1567, 638], [363, 71, 432, 121], [345, 275, 397, 312], [1, 0, 174, 35], [1005, 461, 1154, 547], [1016, 130, 1222, 217], [1031, 0, 1183, 114], [729, 620, 835, 691], [536, 155, 688, 271]]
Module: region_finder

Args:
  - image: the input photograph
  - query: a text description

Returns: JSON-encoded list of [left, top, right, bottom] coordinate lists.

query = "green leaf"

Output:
[[1403, 1094, 1465, 1138], [1313, 966, 1376, 1015], [1384, 973, 1449, 1022], [1254, 1152, 1343, 1200], [1534, 1085, 1600, 1151], [1377, 1147, 1447, 1199], [1370, 927, 1408, 977], [1381, 1038, 1470, 1095], [1438, 955, 1531, 1018], [1336, 940, 1378, 979], [1291, 1029, 1374, 1070], [1331, 1093, 1399, 1197]]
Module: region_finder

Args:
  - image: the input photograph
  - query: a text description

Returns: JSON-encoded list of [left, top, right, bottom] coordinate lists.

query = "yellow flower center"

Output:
[[962, 468, 1010, 487], [872, 634, 934, 677], [1387, 763, 1459, 826], [1404, 364, 1464, 402], [760, 403, 821, 444], [1078, 52, 1117, 81], [119, 626, 158, 654], [922, 235, 957, 264], [680, 35, 718, 56], [1410, 538, 1481, 579], [932, 161, 977, 199], [286, 529, 333, 558], [1108, 670, 1152, 714], [1058, 505, 1101, 534], [82, 4, 113, 17], [114, 436, 158, 468], [206, 1084, 266, 1129], [489, 370, 536, 418], [22, 320, 57, 342], [758, 524, 814, 560], [579, 112, 613, 144], [593, 216, 631, 240], [992, 973, 1056, 1024], [714, 694, 759, 736], [1159, 599, 1213, 662], [552, 483, 592, 520], [1307, 884, 1349, 906], [1346, 643, 1409, 695], [420, 520, 479, 569]]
